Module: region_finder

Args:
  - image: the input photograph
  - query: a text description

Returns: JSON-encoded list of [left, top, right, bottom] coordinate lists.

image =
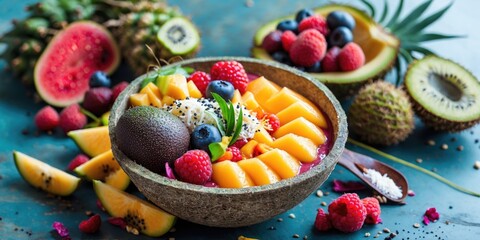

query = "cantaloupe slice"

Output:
[[13, 151, 80, 196], [74, 150, 129, 190], [130, 93, 150, 107], [187, 80, 203, 98], [159, 74, 189, 100], [276, 101, 327, 128], [272, 134, 317, 163], [212, 160, 254, 188], [273, 117, 326, 145], [246, 76, 280, 108], [257, 149, 300, 179], [231, 89, 242, 103], [238, 158, 280, 186], [68, 126, 110, 157], [140, 83, 162, 108], [241, 91, 261, 110], [93, 180, 176, 237], [252, 127, 274, 146]]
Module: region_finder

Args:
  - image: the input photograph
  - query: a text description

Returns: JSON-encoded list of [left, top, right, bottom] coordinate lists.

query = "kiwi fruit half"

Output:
[[157, 17, 200, 56], [404, 56, 480, 132]]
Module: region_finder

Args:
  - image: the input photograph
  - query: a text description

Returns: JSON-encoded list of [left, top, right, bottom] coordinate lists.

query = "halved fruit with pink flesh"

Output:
[[93, 180, 176, 237], [13, 151, 80, 196], [34, 21, 120, 107]]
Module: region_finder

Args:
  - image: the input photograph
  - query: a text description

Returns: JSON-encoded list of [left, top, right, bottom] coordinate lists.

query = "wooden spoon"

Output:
[[338, 149, 409, 204]]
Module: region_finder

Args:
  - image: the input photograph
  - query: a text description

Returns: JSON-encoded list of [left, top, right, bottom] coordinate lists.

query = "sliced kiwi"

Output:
[[405, 56, 480, 132], [157, 17, 200, 56]]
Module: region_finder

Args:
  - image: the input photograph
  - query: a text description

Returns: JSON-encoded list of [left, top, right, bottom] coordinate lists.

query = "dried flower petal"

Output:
[[108, 217, 127, 229], [332, 179, 366, 192], [424, 207, 440, 222], [423, 215, 430, 225], [165, 162, 176, 180], [52, 221, 70, 239]]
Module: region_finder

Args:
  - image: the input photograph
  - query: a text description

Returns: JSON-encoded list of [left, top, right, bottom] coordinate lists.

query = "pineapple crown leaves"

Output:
[[359, 0, 463, 85]]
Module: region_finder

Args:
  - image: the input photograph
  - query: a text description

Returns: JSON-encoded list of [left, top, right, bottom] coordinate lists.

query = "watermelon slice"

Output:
[[34, 21, 120, 107]]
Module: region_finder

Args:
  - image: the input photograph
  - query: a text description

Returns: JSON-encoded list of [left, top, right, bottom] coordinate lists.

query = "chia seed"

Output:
[[413, 223, 420, 228], [456, 145, 464, 151], [321, 202, 327, 206], [474, 161, 480, 170], [316, 190, 323, 197], [288, 213, 296, 219], [383, 228, 391, 233], [427, 140, 436, 146], [440, 144, 448, 150], [293, 234, 300, 238]]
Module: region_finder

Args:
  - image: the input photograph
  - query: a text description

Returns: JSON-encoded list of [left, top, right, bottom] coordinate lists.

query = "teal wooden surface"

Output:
[[1, 0, 480, 239]]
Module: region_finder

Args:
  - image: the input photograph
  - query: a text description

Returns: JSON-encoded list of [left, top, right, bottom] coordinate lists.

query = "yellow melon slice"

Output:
[[246, 76, 280, 107], [68, 126, 110, 157]]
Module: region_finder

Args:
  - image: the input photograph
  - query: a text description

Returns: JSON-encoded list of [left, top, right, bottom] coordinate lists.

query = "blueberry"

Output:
[[305, 61, 322, 73], [295, 9, 314, 23], [271, 51, 290, 64], [328, 27, 353, 48], [191, 124, 222, 152], [206, 80, 235, 101], [276, 19, 298, 33], [89, 71, 111, 88], [327, 11, 356, 30]]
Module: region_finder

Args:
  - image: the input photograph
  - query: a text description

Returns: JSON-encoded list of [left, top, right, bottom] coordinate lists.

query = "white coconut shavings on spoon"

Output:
[[363, 168, 402, 200]]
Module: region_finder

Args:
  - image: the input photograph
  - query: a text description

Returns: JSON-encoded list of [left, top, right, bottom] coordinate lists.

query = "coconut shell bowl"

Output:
[[109, 57, 348, 227]]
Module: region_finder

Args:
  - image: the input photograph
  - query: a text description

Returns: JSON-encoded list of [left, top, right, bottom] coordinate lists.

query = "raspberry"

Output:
[[82, 87, 112, 116], [314, 208, 332, 231], [328, 193, 366, 232], [322, 47, 341, 72], [231, 138, 248, 149], [34, 106, 60, 131], [289, 29, 327, 67], [281, 30, 297, 52], [79, 214, 101, 234], [261, 30, 283, 54], [338, 42, 365, 72], [68, 154, 89, 171], [228, 147, 242, 162], [188, 71, 211, 95], [210, 61, 249, 93], [298, 16, 329, 36], [264, 113, 280, 134], [111, 81, 129, 103], [174, 150, 212, 185], [59, 104, 87, 134], [361, 197, 382, 224]]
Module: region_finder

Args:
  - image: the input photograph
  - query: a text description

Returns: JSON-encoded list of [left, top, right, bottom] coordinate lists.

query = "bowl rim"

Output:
[[110, 56, 348, 195]]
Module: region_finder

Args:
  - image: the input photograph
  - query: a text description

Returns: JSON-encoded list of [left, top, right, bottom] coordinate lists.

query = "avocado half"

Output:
[[252, 5, 400, 97]]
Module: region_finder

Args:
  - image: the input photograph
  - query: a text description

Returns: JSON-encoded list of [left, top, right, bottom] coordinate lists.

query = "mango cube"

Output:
[[238, 158, 280, 186], [241, 91, 261, 110], [140, 82, 162, 107], [231, 89, 242, 104], [272, 134, 317, 163], [246, 76, 280, 108], [257, 149, 300, 179], [140, 82, 161, 98], [264, 87, 300, 113], [162, 95, 175, 106], [253, 127, 274, 146], [158, 74, 189, 100], [212, 160, 254, 188], [240, 140, 258, 159], [187, 80, 203, 98], [276, 101, 327, 128], [273, 117, 326, 145], [129, 93, 150, 107]]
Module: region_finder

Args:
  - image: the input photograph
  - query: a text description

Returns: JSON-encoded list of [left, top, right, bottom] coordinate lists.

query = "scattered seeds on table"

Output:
[[303, 236, 308, 240], [450, 137, 456, 142], [413, 223, 420, 228], [427, 140, 436, 146], [293, 234, 300, 238], [321, 202, 327, 206], [365, 232, 371, 237], [441, 144, 448, 150], [474, 161, 480, 170], [383, 228, 391, 233], [390, 232, 397, 238], [408, 189, 415, 196], [316, 190, 323, 197], [277, 218, 283, 222], [373, 234, 379, 238], [289, 213, 296, 219], [456, 145, 464, 151], [324, 191, 330, 196], [416, 158, 423, 163]]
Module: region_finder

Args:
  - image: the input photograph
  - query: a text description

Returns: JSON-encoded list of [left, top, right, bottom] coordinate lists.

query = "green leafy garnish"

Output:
[[140, 66, 191, 89], [209, 141, 227, 162], [211, 93, 244, 146]]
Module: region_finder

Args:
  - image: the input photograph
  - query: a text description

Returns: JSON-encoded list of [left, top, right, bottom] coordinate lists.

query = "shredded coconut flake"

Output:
[[363, 168, 402, 200], [163, 98, 260, 140]]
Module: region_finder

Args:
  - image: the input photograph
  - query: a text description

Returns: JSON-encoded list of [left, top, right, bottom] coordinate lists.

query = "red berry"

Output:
[[228, 147, 242, 162], [111, 81, 129, 103], [261, 30, 283, 54], [174, 150, 212, 185], [264, 113, 280, 134], [298, 16, 329, 36], [34, 106, 60, 131], [281, 30, 297, 52], [210, 61, 249, 94], [314, 208, 332, 231], [68, 154, 89, 171], [322, 47, 341, 72], [59, 104, 87, 134], [338, 42, 365, 72], [289, 29, 327, 67], [231, 138, 248, 149], [82, 87, 112, 116], [188, 71, 211, 95], [79, 214, 101, 234], [328, 193, 366, 233], [361, 197, 382, 224]]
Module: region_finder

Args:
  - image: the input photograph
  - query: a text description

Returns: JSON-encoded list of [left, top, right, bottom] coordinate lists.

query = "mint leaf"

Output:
[[206, 111, 226, 136], [229, 107, 243, 146]]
